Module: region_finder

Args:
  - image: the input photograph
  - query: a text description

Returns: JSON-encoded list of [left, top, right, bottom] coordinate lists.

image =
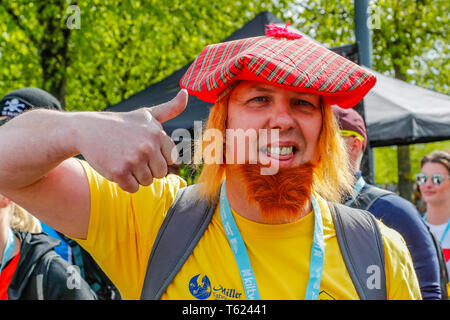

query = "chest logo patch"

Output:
[[189, 274, 212, 299]]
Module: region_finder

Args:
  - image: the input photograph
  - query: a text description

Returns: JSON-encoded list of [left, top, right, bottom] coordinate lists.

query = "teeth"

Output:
[[265, 146, 293, 155]]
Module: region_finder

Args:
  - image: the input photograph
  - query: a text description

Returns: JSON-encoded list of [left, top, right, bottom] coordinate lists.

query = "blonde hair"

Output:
[[194, 98, 228, 203], [8, 202, 42, 233], [195, 94, 355, 204]]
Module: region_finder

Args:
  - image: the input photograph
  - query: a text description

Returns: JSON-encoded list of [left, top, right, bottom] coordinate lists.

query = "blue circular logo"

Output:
[[189, 274, 212, 299]]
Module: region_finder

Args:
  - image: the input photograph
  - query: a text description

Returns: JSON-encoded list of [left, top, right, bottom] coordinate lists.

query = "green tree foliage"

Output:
[[0, 1, 68, 104], [288, 0, 449, 93], [374, 140, 450, 185], [178, 163, 202, 186], [0, 0, 291, 109]]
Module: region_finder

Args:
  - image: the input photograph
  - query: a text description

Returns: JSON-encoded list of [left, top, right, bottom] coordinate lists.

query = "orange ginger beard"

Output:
[[231, 162, 316, 224]]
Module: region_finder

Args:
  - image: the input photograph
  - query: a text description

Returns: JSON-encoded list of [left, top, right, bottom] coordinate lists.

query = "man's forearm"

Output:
[[0, 109, 80, 190], [0, 90, 187, 193]]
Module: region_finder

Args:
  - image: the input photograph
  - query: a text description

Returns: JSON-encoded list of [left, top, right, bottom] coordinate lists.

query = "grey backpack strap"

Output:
[[329, 202, 387, 300], [140, 184, 218, 300], [352, 185, 393, 211]]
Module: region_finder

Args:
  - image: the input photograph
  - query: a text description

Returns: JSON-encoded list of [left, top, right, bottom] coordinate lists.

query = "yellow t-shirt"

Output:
[[73, 160, 421, 300]]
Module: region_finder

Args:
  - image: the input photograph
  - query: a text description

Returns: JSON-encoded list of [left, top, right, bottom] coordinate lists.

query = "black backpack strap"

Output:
[[140, 184, 218, 300], [352, 185, 393, 211], [329, 202, 387, 300]]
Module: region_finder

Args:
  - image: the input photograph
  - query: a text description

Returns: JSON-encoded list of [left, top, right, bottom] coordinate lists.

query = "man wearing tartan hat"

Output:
[[0, 25, 420, 300]]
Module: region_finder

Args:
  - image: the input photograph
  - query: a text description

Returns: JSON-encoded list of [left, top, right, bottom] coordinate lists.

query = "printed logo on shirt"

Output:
[[318, 290, 336, 300], [189, 274, 212, 299], [443, 248, 450, 263], [188, 274, 243, 300]]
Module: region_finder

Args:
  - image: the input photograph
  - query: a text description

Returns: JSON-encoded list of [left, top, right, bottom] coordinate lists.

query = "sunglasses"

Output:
[[415, 173, 450, 186]]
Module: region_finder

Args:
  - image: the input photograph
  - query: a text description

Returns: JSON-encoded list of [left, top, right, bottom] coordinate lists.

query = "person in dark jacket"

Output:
[[332, 105, 443, 300], [0, 87, 121, 300], [0, 193, 96, 299]]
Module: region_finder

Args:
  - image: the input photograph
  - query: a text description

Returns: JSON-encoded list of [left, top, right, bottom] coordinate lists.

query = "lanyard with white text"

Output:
[[219, 181, 325, 300], [422, 213, 450, 243], [345, 176, 366, 206], [0, 228, 16, 275]]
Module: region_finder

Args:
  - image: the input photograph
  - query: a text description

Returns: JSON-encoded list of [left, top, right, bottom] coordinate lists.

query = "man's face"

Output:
[[226, 80, 322, 169]]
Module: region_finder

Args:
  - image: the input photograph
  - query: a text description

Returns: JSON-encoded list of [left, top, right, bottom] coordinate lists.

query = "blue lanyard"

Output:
[[422, 213, 450, 243], [345, 176, 366, 206], [219, 181, 325, 300], [0, 228, 16, 275]]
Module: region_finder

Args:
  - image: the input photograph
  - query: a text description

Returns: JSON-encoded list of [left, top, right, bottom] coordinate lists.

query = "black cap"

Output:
[[0, 87, 62, 118]]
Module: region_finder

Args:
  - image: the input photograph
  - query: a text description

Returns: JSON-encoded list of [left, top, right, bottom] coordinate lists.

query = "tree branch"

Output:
[[0, 1, 39, 45]]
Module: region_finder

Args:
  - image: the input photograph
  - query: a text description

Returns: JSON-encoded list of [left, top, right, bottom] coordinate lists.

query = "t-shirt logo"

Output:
[[189, 274, 212, 299], [319, 290, 336, 300], [443, 248, 450, 263]]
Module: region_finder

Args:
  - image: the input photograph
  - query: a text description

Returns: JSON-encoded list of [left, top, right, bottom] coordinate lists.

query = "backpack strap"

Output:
[[329, 202, 387, 300], [140, 184, 218, 300], [140, 186, 387, 300], [352, 185, 393, 211]]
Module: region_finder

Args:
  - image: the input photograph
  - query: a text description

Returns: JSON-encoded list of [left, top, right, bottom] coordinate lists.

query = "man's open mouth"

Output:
[[260, 145, 298, 160]]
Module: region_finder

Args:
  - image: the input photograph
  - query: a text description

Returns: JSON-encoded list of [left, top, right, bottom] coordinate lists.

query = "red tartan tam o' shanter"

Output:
[[180, 25, 376, 108]]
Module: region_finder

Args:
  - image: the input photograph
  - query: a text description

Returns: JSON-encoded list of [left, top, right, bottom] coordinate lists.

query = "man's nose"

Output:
[[269, 100, 296, 131]]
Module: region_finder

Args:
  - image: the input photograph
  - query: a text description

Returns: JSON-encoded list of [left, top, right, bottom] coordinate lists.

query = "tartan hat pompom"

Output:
[[265, 23, 303, 40], [180, 26, 376, 108]]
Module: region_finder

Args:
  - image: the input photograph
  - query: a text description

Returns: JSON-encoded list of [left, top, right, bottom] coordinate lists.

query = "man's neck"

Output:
[[225, 170, 311, 224], [426, 200, 450, 225]]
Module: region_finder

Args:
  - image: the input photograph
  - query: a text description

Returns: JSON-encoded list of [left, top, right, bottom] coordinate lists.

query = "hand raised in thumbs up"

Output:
[[77, 89, 188, 193]]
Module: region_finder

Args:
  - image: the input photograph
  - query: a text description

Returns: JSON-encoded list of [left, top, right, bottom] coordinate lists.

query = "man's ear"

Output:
[[0, 194, 12, 209], [351, 137, 363, 156]]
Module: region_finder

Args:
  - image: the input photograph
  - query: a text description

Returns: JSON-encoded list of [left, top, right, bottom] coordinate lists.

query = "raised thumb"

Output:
[[149, 89, 188, 123]]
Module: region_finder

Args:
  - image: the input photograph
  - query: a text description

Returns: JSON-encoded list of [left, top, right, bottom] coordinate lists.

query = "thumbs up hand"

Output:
[[76, 90, 188, 193]]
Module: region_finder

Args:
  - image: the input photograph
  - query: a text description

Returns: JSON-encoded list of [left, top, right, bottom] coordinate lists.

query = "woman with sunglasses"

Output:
[[417, 151, 450, 283]]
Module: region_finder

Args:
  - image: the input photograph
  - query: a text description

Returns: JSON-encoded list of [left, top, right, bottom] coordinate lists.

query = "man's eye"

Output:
[[294, 99, 314, 107], [250, 96, 268, 103]]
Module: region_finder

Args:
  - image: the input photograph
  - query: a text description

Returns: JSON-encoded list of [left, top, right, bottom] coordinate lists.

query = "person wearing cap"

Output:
[[0, 87, 122, 300], [0, 89, 97, 299], [0, 88, 72, 258], [0, 25, 421, 300], [332, 106, 443, 299], [0, 86, 62, 117]]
